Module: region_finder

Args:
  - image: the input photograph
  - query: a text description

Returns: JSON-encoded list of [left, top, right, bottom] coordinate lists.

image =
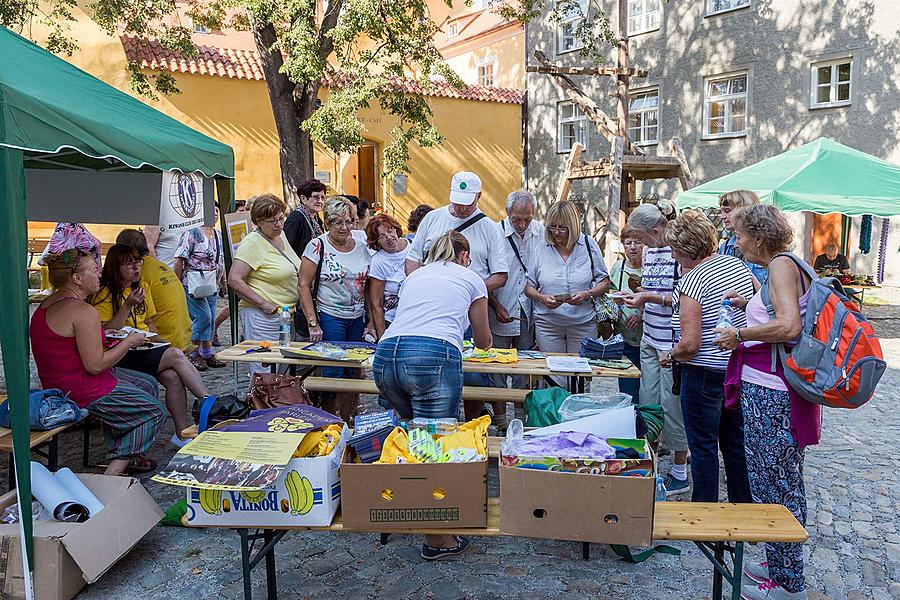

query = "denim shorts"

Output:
[[372, 336, 463, 420]]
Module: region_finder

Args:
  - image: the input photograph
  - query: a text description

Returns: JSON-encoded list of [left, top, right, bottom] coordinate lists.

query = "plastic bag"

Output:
[[558, 392, 632, 422], [500, 418, 525, 458], [1, 500, 50, 524]]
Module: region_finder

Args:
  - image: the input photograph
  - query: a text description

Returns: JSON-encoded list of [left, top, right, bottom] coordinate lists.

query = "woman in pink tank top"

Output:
[[30, 250, 166, 476], [713, 205, 820, 600]]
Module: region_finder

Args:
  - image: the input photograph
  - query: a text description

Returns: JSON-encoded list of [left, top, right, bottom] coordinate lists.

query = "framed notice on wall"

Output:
[[224, 211, 253, 254]]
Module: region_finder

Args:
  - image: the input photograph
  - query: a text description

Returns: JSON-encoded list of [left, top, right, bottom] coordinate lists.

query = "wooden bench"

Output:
[[0, 395, 94, 489], [186, 500, 807, 600], [302, 376, 529, 404]]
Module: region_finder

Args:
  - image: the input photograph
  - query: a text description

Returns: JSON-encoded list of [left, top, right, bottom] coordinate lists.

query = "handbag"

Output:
[[186, 270, 218, 297], [185, 232, 221, 298], [192, 394, 249, 432], [246, 373, 310, 410], [584, 234, 618, 339]]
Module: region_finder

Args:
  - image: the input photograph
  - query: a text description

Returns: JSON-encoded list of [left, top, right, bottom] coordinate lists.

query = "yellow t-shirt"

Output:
[[141, 256, 192, 350], [233, 231, 301, 310], [90, 281, 157, 331]]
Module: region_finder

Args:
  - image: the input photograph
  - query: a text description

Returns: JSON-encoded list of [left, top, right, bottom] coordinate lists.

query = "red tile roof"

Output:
[[121, 35, 523, 104]]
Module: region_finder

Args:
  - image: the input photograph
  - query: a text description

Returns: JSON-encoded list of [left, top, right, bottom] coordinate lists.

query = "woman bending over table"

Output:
[[89, 244, 211, 445], [373, 231, 492, 561], [31, 250, 166, 475], [714, 204, 819, 600], [228, 194, 301, 377]]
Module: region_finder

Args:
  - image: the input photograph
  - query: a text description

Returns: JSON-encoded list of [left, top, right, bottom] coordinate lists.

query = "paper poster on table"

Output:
[[151, 405, 342, 491], [159, 170, 206, 233], [224, 210, 253, 253]]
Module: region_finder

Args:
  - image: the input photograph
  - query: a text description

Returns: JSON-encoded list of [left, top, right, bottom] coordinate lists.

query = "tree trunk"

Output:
[[252, 21, 319, 209]]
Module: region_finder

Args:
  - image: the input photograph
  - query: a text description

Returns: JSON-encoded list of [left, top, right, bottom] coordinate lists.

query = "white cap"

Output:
[[449, 171, 482, 205]]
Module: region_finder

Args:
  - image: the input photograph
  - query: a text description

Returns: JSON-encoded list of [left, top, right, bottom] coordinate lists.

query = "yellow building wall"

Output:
[[443, 32, 525, 89], [25, 7, 522, 242]]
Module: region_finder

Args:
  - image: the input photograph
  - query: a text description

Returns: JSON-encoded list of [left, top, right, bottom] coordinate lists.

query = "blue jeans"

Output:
[[618, 343, 641, 403], [679, 364, 752, 503], [319, 312, 365, 379], [186, 291, 219, 342], [373, 336, 463, 420]]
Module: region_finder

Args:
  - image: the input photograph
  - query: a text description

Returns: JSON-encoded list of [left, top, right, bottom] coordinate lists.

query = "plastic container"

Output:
[[278, 306, 292, 348], [655, 476, 667, 502], [408, 418, 458, 436], [715, 299, 733, 331], [558, 392, 633, 422]]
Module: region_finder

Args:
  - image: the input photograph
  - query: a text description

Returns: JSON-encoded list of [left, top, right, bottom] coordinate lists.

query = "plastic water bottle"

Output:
[[655, 475, 667, 502], [715, 299, 734, 331], [278, 306, 292, 348]]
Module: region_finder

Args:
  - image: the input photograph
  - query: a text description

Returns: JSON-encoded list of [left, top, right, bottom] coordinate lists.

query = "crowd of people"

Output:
[[28, 175, 826, 596]]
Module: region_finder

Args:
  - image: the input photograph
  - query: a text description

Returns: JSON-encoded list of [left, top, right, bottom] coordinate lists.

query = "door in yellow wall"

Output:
[[357, 145, 377, 205]]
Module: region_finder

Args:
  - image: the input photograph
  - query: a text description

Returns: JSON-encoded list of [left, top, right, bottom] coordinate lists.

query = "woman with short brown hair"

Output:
[[365, 213, 409, 339], [718, 189, 767, 282]]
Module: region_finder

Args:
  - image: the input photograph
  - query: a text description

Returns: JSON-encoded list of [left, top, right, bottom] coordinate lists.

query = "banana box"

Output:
[[185, 425, 348, 527]]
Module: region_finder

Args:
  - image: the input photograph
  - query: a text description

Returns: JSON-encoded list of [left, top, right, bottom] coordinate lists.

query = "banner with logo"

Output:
[[159, 170, 207, 233]]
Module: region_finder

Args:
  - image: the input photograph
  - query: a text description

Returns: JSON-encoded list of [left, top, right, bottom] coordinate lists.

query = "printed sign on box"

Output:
[[185, 426, 347, 527], [159, 170, 205, 233]]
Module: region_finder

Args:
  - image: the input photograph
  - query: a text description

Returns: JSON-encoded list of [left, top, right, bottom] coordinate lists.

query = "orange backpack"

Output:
[[761, 253, 885, 409]]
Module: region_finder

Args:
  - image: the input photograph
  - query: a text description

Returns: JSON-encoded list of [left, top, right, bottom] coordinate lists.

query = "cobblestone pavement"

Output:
[[2, 299, 899, 599]]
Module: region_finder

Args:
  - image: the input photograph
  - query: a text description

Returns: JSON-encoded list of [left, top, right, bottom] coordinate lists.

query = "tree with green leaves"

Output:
[[1, 0, 614, 206]]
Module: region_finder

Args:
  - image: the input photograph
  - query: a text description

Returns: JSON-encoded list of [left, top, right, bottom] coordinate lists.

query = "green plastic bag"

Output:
[[160, 498, 188, 527], [523, 386, 569, 427]]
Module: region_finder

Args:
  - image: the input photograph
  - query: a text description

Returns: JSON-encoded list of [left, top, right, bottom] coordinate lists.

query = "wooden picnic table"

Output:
[[184, 499, 807, 600], [217, 341, 639, 394]]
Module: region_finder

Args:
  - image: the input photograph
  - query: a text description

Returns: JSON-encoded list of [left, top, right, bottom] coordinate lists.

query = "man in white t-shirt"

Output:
[[405, 172, 508, 291], [144, 226, 183, 269], [405, 171, 508, 422]]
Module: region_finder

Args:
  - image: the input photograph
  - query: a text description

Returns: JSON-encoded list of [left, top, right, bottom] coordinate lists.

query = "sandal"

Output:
[[125, 455, 157, 474], [189, 354, 209, 371], [205, 356, 227, 368]]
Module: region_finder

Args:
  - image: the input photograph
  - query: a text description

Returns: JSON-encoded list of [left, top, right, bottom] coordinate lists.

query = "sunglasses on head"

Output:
[[62, 249, 88, 274]]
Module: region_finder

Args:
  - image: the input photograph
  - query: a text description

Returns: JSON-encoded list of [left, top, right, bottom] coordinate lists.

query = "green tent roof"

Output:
[[677, 137, 900, 217], [0, 26, 234, 178]]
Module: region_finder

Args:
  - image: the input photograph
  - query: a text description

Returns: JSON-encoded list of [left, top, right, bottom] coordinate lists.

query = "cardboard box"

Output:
[[500, 451, 656, 546], [340, 459, 487, 530], [0, 474, 163, 600], [185, 427, 347, 527]]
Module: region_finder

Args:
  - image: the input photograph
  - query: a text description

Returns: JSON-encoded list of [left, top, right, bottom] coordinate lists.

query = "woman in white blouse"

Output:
[[524, 200, 610, 355]]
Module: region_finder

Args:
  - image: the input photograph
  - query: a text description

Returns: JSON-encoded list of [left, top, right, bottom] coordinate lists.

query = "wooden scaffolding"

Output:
[[527, 0, 695, 261]]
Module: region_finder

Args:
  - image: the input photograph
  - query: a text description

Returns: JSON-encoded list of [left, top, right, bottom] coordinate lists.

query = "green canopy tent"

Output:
[[0, 25, 235, 579], [677, 137, 900, 217]]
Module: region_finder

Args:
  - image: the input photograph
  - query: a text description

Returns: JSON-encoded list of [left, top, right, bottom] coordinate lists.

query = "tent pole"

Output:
[[215, 177, 239, 394], [0, 147, 35, 571]]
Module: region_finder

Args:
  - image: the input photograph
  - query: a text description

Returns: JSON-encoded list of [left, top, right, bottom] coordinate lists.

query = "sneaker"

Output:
[[171, 434, 190, 449], [663, 473, 691, 497], [421, 536, 470, 561], [741, 579, 807, 600], [212, 334, 222, 347], [479, 403, 494, 418], [743, 562, 770, 584]]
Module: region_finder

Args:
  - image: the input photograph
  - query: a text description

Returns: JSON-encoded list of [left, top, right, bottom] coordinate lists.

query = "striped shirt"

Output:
[[672, 254, 756, 370], [641, 246, 678, 351]]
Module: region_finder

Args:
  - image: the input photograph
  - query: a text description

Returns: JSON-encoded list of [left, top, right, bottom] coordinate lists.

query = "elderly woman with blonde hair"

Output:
[[661, 209, 756, 505], [298, 196, 372, 421], [524, 200, 610, 356], [714, 204, 820, 600], [718, 189, 767, 282]]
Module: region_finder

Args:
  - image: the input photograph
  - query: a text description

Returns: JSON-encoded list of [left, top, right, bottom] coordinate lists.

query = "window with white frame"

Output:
[[557, 0, 588, 54], [810, 59, 852, 108], [447, 22, 459, 37], [706, 0, 750, 16], [477, 57, 496, 87], [629, 89, 659, 145], [558, 101, 587, 152], [704, 73, 748, 137], [191, 19, 211, 34], [628, 0, 661, 35]]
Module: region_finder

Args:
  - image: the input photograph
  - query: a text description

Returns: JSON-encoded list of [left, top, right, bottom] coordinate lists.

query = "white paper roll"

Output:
[[29, 462, 88, 523], [53, 468, 104, 517]]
